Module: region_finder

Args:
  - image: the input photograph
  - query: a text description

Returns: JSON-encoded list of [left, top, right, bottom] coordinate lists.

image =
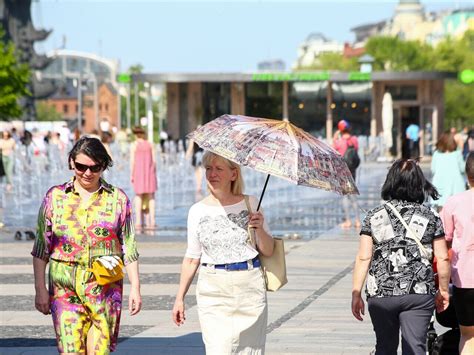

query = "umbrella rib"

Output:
[[285, 121, 302, 181]]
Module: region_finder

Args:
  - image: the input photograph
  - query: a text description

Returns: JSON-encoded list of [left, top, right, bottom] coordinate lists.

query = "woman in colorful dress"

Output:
[[32, 136, 141, 354], [172, 151, 274, 354], [352, 159, 451, 354], [130, 126, 157, 231]]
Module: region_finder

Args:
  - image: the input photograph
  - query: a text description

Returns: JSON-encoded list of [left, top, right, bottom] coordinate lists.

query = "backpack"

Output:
[[343, 140, 360, 170]]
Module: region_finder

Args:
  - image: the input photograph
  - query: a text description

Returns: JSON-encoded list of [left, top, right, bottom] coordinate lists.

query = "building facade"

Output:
[[39, 50, 120, 133], [352, 0, 474, 46], [134, 71, 455, 158]]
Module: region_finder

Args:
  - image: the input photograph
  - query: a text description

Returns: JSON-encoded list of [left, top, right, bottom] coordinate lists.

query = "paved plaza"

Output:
[[0, 162, 445, 354]]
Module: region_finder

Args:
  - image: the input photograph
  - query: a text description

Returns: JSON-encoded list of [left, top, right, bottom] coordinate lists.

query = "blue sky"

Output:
[[32, 1, 468, 73]]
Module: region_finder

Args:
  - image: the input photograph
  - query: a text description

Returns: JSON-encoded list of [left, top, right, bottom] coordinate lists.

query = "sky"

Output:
[[32, 0, 470, 73]]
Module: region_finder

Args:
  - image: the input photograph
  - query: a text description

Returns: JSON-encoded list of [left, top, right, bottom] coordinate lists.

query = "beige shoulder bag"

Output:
[[385, 202, 431, 259], [244, 195, 288, 292]]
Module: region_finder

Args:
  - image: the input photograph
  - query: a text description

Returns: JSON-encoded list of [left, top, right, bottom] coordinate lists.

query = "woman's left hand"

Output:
[[249, 212, 264, 230], [129, 286, 142, 316], [351, 292, 365, 321], [435, 289, 449, 313]]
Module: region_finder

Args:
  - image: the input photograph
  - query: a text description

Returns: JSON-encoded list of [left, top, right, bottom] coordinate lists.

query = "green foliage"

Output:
[[445, 81, 474, 126], [433, 31, 474, 127], [0, 27, 30, 121], [300, 52, 359, 71], [365, 36, 433, 71], [36, 101, 63, 121]]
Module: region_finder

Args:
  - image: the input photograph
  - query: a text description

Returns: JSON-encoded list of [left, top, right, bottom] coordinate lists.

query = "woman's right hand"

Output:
[[172, 298, 185, 326], [35, 287, 50, 315]]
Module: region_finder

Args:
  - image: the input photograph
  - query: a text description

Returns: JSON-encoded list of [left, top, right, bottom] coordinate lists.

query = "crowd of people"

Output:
[[0, 118, 472, 354]]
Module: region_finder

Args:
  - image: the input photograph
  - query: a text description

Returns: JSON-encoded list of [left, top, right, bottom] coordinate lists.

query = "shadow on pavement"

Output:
[[0, 333, 205, 354]]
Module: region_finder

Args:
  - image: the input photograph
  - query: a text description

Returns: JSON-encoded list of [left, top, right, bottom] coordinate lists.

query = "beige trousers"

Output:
[[197, 265, 268, 355]]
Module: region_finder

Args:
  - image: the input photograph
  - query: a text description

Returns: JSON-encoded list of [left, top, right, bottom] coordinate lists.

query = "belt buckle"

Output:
[[247, 259, 254, 270]]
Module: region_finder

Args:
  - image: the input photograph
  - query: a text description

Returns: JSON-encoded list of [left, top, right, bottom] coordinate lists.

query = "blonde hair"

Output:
[[202, 151, 244, 195]]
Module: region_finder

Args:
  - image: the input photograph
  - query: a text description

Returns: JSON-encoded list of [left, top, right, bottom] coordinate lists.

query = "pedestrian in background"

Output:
[[352, 159, 450, 355], [333, 119, 361, 229], [130, 126, 157, 232], [172, 151, 274, 354], [185, 138, 204, 194], [440, 152, 474, 355], [32, 136, 141, 354], [0, 130, 16, 192], [431, 131, 465, 211], [463, 128, 474, 160], [405, 121, 421, 159]]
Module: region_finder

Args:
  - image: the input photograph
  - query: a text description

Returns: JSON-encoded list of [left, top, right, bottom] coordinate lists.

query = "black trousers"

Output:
[[368, 294, 435, 355]]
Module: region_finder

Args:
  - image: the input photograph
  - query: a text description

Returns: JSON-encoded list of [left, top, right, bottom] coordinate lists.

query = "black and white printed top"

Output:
[[360, 200, 445, 298], [185, 195, 271, 264]]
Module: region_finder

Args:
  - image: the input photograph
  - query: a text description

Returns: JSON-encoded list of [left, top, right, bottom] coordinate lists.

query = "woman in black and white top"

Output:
[[352, 159, 451, 355], [172, 151, 274, 354]]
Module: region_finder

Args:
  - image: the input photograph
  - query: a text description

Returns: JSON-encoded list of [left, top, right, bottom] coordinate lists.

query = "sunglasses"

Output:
[[74, 161, 103, 173]]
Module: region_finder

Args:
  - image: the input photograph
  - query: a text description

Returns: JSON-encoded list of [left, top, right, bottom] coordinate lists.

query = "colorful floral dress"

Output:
[[31, 178, 138, 354]]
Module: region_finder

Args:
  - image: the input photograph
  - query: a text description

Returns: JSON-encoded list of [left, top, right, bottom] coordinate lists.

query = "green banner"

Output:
[[252, 72, 330, 82], [117, 73, 131, 84], [347, 72, 371, 81]]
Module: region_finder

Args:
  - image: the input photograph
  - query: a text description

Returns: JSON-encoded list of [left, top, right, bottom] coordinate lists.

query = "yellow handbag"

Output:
[[245, 196, 288, 292], [88, 257, 125, 286]]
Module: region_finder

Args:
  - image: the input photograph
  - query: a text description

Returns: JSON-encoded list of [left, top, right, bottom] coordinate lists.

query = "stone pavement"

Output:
[[0, 226, 376, 355]]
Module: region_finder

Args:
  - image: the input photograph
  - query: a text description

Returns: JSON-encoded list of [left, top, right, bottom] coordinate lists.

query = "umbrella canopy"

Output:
[[382, 92, 393, 149], [187, 114, 358, 196]]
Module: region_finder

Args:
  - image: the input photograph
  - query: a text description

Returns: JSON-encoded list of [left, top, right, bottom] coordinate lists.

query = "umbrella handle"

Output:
[[257, 174, 271, 211]]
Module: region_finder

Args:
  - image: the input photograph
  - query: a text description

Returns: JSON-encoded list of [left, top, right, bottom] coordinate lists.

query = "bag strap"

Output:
[[385, 202, 430, 259], [244, 195, 257, 249]]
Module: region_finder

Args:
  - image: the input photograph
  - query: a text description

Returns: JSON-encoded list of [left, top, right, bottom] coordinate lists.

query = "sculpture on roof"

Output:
[[0, 0, 56, 121]]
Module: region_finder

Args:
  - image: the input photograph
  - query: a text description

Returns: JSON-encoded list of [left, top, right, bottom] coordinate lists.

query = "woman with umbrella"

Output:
[[172, 151, 274, 354]]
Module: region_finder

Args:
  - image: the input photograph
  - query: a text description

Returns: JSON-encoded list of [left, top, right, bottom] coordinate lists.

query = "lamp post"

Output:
[[126, 83, 131, 130], [134, 82, 139, 127], [77, 73, 83, 134], [144, 82, 153, 143], [90, 74, 98, 131]]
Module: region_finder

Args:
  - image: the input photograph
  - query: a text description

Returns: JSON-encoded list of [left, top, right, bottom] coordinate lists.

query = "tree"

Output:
[[365, 36, 433, 71], [0, 27, 30, 121], [432, 31, 474, 126], [297, 52, 359, 71], [36, 101, 63, 121]]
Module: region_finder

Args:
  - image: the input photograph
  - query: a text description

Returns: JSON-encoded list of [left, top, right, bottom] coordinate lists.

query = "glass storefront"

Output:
[[331, 82, 372, 135], [288, 82, 327, 137], [245, 82, 283, 119], [202, 83, 231, 123]]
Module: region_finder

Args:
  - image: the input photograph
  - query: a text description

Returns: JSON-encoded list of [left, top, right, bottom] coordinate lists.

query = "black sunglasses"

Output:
[[74, 161, 103, 173]]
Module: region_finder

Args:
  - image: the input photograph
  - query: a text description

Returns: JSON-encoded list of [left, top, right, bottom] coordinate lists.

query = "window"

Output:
[[386, 85, 417, 101], [105, 103, 109, 112], [63, 104, 69, 114], [289, 82, 327, 137], [245, 82, 283, 119], [331, 82, 372, 136]]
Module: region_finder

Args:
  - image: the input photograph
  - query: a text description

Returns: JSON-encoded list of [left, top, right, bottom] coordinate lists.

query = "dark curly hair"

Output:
[[381, 159, 439, 204], [68, 136, 113, 170]]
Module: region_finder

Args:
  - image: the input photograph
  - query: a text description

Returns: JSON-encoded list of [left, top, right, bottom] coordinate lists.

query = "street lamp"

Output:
[[144, 82, 153, 143]]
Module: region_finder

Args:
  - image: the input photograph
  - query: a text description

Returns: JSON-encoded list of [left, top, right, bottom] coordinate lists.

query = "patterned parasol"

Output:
[[187, 114, 358, 206]]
